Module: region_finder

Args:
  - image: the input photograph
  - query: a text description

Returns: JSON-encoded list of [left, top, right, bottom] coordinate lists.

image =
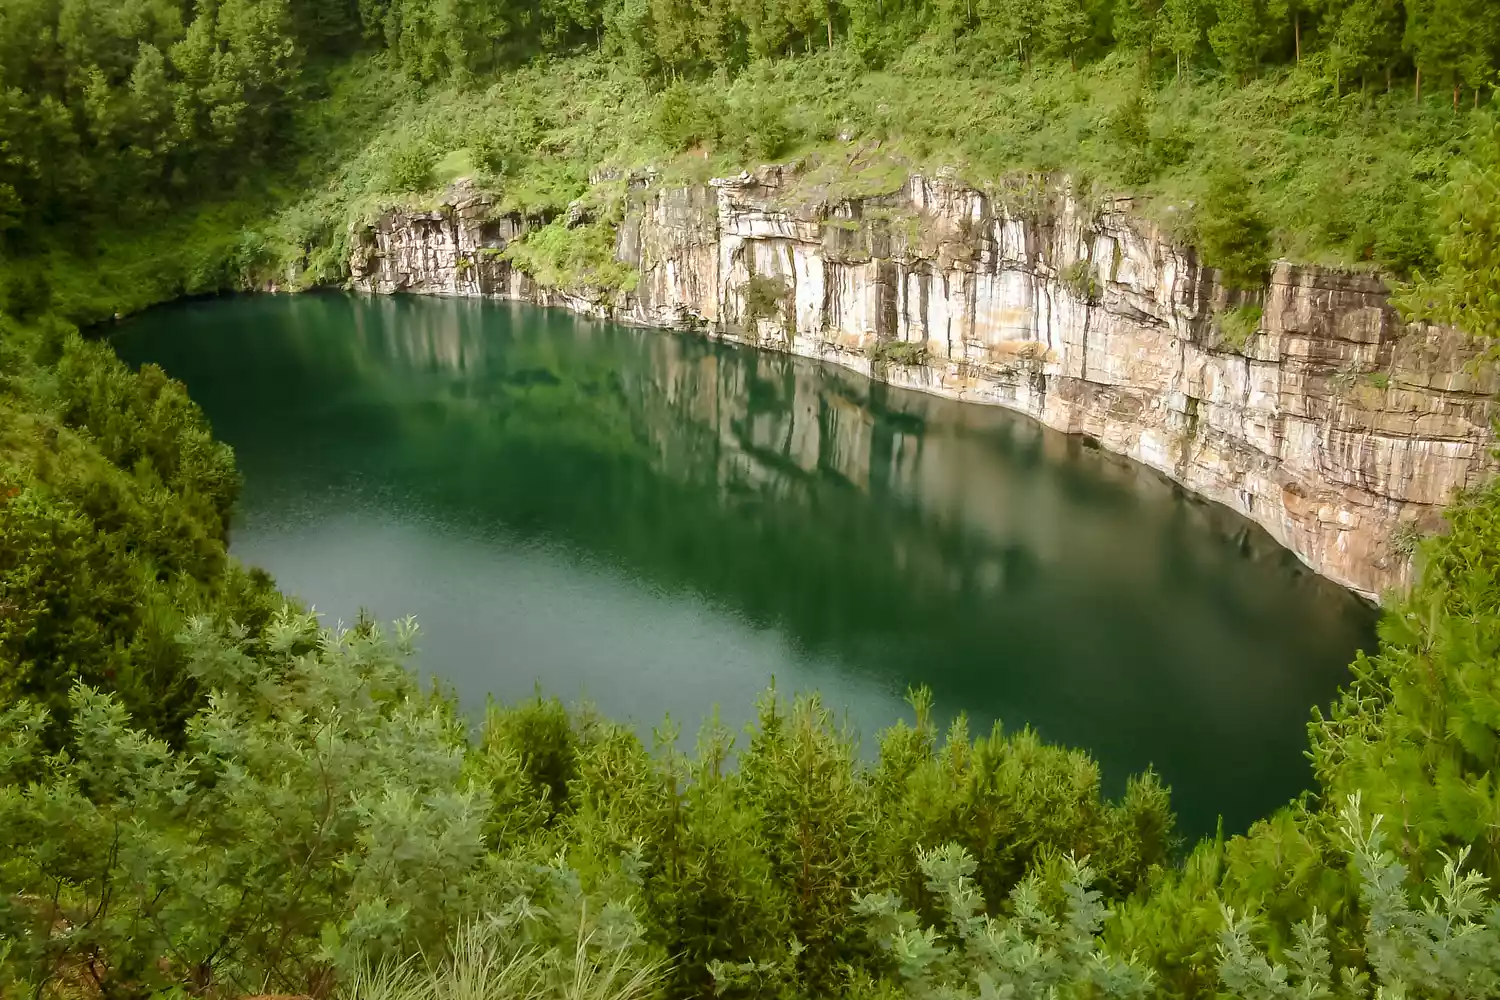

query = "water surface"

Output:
[[114, 293, 1377, 837]]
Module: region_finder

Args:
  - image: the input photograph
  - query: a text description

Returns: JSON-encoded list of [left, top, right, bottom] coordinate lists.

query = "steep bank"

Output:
[[348, 170, 1498, 600]]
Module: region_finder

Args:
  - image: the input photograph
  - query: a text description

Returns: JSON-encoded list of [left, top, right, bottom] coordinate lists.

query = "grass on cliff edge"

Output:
[[9, 42, 1482, 321], [257, 39, 1477, 292]]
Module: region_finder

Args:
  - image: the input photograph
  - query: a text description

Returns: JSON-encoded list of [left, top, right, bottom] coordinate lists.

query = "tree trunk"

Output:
[[1454, 83, 1460, 110], [1385, 65, 1392, 93], [1415, 66, 1421, 103], [827, 15, 833, 49], [1295, 11, 1301, 62]]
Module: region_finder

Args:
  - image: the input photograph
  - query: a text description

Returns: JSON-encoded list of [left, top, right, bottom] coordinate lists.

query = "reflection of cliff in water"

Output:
[[114, 292, 1376, 837], [329, 293, 1362, 652]]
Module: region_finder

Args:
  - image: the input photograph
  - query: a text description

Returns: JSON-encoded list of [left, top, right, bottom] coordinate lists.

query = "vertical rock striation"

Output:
[[349, 169, 1498, 599]]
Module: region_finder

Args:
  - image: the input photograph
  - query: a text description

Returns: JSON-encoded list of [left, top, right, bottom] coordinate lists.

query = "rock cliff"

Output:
[[348, 169, 1498, 600]]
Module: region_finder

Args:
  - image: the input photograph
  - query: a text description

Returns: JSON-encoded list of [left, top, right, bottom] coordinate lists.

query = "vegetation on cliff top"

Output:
[[5, 0, 1500, 320]]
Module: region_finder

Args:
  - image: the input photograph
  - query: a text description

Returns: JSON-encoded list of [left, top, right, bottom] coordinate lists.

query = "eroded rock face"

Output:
[[349, 171, 1498, 599], [347, 189, 611, 317]]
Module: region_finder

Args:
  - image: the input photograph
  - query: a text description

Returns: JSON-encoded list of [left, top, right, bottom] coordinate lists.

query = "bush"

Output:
[[503, 220, 638, 294], [1197, 169, 1273, 291], [1, 270, 52, 321], [1061, 259, 1102, 303], [738, 98, 796, 163], [1215, 304, 1264, 351], [856, 847, 1154, 999], [0, 611, 492, 996], [0, 322, 276, 737], [385, 143, 440, 193], [1394, 124, 1500, 341], [867, 340, 929, 366], [741, 274, 789, 323], [1217, 796, 1500, 999], [652, 82, 723, 152]]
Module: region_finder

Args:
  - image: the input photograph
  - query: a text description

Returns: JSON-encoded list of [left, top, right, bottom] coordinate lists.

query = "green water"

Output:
[[113, 293, 1378, 837]]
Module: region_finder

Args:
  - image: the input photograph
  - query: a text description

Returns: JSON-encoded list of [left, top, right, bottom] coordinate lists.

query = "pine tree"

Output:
[[1114, 0, 1163, 58], [1039, 0, 1094, 65], [1404, 0, 1474, 104], [975, 0, 1039, 64], [651, 0, 698, 76], [1325, 0, 1405, 94], [1196, 165, 1272, 288], [692, 0, 743, 67], [740, 691, 874, 994], [1161, 0, 1206, 77], [1209, 0, 1288, 80]]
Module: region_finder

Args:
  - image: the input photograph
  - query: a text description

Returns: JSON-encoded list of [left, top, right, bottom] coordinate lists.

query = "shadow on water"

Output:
[[112, 292, 1379, 838]]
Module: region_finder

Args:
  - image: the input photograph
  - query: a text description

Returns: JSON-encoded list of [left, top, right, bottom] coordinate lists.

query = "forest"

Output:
[[3, 306, 1500, 996], [4, 0, 1500, 996]]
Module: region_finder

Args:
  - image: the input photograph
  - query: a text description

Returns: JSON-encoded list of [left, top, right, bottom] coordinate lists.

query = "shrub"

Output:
[[0, 324, 275, 737], [503, 220, 638, 294], [1394, 124, 1500, 342], [855, 846, 1154, 999], [1061, 259, 1102, 303], [741, 271, 792, 322], [867, 340, 929, 366], [1216, 796, 1500, 999], [0, 610, 490, 996], [739, 98, 795, 163], [741, 274, 789, 323], [385, 144, 440, 193], [1389, 519, 1422, 557], [1215, 304, 1264, 351], [1, 270, 52, 321], [1197, 169, 1273, 291], [652, 82, 723, 152]]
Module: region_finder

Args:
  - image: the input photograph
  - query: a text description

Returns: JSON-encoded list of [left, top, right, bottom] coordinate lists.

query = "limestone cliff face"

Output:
[[348, 170, 1498, 600]]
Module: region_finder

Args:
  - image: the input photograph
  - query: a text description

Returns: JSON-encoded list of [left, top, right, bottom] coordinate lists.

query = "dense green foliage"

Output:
[[348, 0, 1500, 94], [1103, 469, 1500, 997], [0, 319, 278, 736], [1, 232, 1499, 998], [1394, 121, 1500, 343], [3, 313, 1500, 998], [5, 0, 1500, 321], [5, 0, 1500, 998], [0, 601, 1179, 996]]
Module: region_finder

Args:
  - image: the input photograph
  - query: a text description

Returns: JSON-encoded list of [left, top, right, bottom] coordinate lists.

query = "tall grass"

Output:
[[344, 917, 665, 1000]]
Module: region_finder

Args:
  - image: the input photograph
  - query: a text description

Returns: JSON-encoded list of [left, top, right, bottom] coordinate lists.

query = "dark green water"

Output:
[[113, 293, 1378, 837]]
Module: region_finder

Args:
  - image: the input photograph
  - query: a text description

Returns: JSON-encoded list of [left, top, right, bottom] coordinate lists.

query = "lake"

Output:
[[113, 292, 1378, 837]]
